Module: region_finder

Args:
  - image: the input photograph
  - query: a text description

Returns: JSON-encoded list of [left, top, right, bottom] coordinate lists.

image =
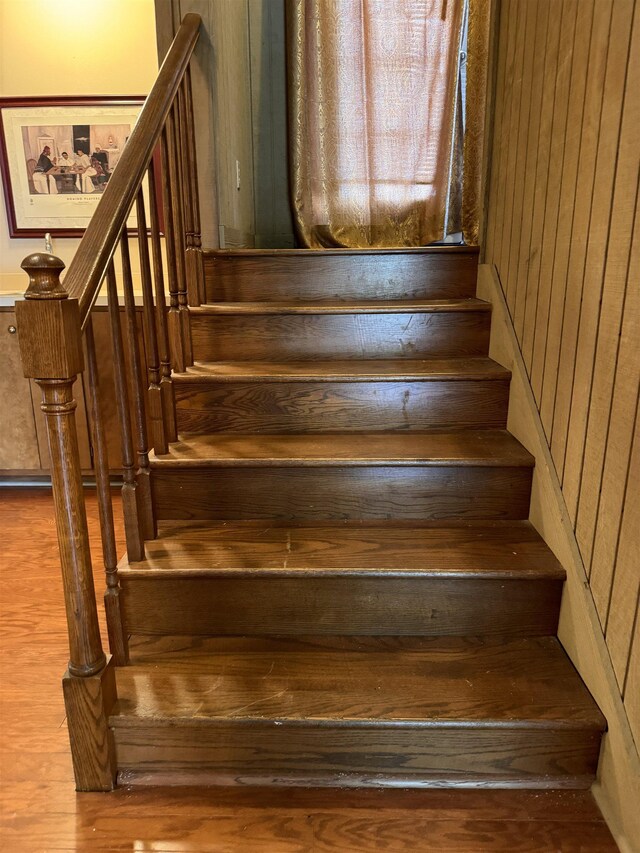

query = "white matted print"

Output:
[[0, 98, 144, 237]]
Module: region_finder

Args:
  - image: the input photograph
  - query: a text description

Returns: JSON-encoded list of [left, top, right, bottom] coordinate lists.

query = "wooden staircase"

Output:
[[111, 247, 605, 788], [14, 18, 605, 795]]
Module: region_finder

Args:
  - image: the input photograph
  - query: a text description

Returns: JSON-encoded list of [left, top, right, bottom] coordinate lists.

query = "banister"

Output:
[[62, 12, 201, 326]]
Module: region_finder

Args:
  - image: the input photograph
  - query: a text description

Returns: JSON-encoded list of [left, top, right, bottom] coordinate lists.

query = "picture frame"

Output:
[[0, 96, 160, 238]]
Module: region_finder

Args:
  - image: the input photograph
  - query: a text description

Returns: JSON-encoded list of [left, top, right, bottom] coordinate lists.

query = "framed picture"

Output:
[[0, 96, 158, 238]]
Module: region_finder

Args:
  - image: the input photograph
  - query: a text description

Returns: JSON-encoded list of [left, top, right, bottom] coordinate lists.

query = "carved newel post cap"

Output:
[[21, 253, 67, 300]]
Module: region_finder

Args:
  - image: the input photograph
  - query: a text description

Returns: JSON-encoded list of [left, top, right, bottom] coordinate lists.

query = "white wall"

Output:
[[0, 0, 158, 293]]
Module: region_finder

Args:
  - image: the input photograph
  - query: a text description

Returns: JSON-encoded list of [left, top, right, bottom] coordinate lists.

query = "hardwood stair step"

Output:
[[150, 431, 534, 521], [127, 519, 562, 576], [174, 359, 511, 434], [119, 520, 564, 637], [193, 298, 490, 314], [190, 304, 490, 361], [175, 357, 511, 381], [110, 635, 605, 788], [150, 430, 533, 467], [204, 246, 480, 302]]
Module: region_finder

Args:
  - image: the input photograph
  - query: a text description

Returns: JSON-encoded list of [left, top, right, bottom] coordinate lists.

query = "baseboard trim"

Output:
[[477, 263, 640, 852]]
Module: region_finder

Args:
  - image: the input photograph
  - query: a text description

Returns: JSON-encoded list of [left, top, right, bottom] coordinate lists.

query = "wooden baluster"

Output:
[[148, 156, 177, 442], [184, 65, 206, 303], [85, 315, 128, 665], [17, 253, 116, 791], [176, 80, 200, 308], [136, 187, 167, 454], [106, 260, 145, 562], [167, 106, 193, 366], [119, 230, 156, 541], [160, 123, 187, 372]]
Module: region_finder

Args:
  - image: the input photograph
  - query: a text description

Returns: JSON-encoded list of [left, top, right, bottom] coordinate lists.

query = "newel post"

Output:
[[16, 253, 117, 791]]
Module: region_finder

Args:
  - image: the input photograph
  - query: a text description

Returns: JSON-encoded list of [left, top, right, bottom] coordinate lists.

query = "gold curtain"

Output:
[[287, 0, 490, 248], [463, 0, 491, 245]]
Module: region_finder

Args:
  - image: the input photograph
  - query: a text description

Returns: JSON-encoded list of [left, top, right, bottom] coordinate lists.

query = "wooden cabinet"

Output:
[[0, 308, 93, 474], [0, 311, 41, 472], [0, 305, 144, 477]]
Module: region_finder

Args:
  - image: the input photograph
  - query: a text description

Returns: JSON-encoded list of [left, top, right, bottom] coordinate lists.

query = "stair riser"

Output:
[[120, 576, 562, 637], [151, 466, 533, 521], [205, 252, 479, 302], [191, 313, 490, 361], [112, 724, 601, 788], [175, 380, 510, 433]]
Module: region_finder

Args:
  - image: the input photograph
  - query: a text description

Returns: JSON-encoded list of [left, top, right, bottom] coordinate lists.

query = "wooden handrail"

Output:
[[64, 12, 201, 325], [16, 13, 203, 791]]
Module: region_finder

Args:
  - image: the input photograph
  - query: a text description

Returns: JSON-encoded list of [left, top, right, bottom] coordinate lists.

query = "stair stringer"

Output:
[[477, 263, 640, 853]]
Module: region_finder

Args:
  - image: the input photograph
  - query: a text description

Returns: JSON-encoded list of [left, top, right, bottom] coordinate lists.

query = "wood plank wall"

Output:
[[484, 0, 639, 751]]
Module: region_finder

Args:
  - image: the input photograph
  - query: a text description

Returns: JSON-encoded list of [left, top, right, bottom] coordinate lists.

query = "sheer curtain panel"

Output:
[[287, 0, 487, 248]]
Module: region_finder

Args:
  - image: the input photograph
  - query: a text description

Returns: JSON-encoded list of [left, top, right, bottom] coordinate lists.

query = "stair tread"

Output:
[[206, 247, 480, 257], [111, 635, 605, 730], [119, 520, 564, 578], [193, 298, 490, 315], [150, 430, 534, 467], [175, 357, 510, 382]]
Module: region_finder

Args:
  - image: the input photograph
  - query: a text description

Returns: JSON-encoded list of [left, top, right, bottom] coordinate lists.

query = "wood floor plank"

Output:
[[309, 814, 618, 853], [1, 797, 617, 853]]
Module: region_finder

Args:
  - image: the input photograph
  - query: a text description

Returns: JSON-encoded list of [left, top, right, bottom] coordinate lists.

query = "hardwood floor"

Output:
[[0, 489, 618, 851]]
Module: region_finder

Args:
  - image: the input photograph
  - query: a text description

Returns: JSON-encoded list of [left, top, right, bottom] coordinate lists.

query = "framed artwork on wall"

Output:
[[0, 96, 160, 238]]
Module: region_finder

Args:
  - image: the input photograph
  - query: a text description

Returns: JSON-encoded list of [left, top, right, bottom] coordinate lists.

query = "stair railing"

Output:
[[15, 13, 202, 790]]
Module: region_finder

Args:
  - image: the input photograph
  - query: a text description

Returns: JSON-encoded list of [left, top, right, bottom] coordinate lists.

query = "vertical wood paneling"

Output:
[[483, 0, 511, 261], [549, 0, 613, 476], [575, 9, 640, 577], [505, 0, 537, 308], [499, 2, 527, 306], [605, 404, 640, 691], [623, 603, 640, 751], [492, 0, 519, 269], [561, 0, 635, 522], [529, 0, 577, 411], [593, 202, 640, 631], [520, 5, 561, 370], [484, 0, 639, 753], [512, 1, 549, 339], [538, 2, 594, 431]]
